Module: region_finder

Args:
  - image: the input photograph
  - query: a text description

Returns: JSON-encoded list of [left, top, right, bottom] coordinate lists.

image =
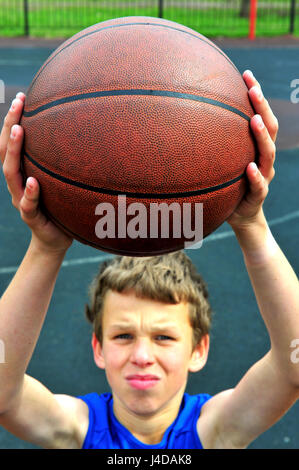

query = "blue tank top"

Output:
[[77, 392, 212, 449]]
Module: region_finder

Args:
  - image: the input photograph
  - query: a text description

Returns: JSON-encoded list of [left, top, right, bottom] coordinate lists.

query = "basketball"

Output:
[[20, 16, 256, 256]]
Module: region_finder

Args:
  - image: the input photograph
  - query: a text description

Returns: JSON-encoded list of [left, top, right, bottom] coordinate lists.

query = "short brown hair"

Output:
[[85, 251, 212, 351]]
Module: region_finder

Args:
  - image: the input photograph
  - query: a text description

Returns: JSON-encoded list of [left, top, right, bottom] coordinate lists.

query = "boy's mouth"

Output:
[[126, 374, 160, 390]]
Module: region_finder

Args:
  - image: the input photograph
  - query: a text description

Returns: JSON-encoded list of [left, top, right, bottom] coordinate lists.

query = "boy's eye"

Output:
[[114, 334, 173, 341], [156, 335, 173, 341], [115, 334, 131, 339]]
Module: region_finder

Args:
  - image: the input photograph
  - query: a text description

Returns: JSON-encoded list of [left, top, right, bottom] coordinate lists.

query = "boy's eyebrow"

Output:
[[109, 323, 180, 333]]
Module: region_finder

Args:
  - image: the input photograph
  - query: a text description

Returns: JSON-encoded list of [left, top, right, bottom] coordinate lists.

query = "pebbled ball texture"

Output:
[[21, 16, 256, 256]]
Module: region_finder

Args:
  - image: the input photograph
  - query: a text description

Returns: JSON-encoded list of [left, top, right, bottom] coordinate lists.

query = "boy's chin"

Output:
[[126, 395, 161, 416]]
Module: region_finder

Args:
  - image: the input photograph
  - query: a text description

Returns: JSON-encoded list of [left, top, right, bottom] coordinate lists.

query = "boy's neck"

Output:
[[112, 391, 184, 445]]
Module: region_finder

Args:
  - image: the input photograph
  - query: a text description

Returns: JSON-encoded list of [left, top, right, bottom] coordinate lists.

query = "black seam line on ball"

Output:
[[23, 89, 251, 121], [43, 209, 178, 257], [24, 151, 245, 198], [27, 21, 238, 93]]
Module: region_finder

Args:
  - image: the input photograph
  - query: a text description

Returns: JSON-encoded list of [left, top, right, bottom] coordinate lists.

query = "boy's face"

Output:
[[92, 289, 209, 418]]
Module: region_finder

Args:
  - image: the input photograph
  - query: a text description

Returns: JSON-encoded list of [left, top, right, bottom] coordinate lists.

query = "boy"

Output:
[[0, 70, 298, 449]]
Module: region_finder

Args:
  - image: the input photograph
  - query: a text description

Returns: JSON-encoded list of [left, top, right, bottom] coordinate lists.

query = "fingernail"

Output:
[[10, 99, 17, 111], [26, 177, 34, 189], [245, 69, 254, 79], [10, 125, 17, 138], [251, 162, 258, 174], [255, 115, 264, 130]]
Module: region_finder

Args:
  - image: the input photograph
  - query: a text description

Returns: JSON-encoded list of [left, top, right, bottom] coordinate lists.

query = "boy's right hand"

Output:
[[0, 94, 73, 254]]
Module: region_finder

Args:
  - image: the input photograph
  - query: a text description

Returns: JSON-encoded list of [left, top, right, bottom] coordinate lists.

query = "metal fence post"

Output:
[[158, 0, 164, 18], [290, 0, 296, 33], [0, 80, 5, 104], [24, 0, 29, 36]]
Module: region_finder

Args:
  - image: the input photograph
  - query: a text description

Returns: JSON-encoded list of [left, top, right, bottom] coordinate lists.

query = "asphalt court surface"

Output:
[[0, 36, 298, 449]]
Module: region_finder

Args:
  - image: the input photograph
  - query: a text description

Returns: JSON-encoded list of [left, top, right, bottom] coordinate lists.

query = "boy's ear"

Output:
[[91, 332, 106, 370], [188, 334, 210, 373]]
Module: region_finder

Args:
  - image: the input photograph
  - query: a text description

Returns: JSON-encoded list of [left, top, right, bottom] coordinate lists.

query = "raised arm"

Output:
[[0, 96, 87, 448], [198, 71, 299, 449]]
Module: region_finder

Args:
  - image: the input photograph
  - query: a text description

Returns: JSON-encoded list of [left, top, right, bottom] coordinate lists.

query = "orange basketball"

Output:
[[21, 16, 256, 256]]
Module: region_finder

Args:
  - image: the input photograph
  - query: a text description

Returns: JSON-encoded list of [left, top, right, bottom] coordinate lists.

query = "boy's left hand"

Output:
[[227, 70, 278, 229]]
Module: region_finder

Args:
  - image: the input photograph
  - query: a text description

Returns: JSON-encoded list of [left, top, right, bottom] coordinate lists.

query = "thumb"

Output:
[[245, 162, 269, 208], [19, 177, 47, 229]]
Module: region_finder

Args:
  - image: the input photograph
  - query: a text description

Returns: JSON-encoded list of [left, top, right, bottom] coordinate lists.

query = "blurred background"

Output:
[[0, 0, 298, 39]]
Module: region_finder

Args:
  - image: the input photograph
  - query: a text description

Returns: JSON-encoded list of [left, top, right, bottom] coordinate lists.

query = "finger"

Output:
[[2, 124, 25, 207], [15, 92, 26, 102], [245, 162, 269, 207], [250, 114, 276, 184], [243, 71, 279, 143], [243, 69, 261, 91], [248, 86, 278, 143], [0, 95, 25, 165]]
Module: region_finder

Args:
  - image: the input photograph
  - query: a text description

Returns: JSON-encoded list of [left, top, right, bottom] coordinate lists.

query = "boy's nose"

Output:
[[130, 337, 155, 366]]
